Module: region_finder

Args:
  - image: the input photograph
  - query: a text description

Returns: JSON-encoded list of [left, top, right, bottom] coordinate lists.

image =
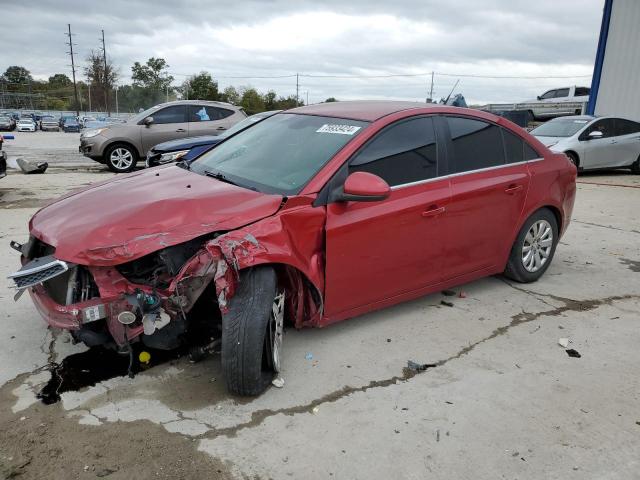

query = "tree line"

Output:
[[1, 58, 336, 114]]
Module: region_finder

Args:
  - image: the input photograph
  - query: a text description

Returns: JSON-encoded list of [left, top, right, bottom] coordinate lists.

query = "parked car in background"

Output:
[[59, 115, 76, 129], [80, 116, 97, 128], [0, 115, 16, 131], [531, 115, 640, 173], [62, 118, 81, 133], [40, 115, 60, 131], [10, 101, 577, 396], [79, 100, 247, 172], [146, 110, 282, 167], [0, 134, 7, 179], [17, 119, 37, 132], [525, 86, 590, 120]]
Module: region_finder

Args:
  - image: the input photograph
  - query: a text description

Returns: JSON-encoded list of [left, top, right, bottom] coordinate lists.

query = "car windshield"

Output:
[[222, 110, 280, 138], [191, 113, 369, 195], [531, 118, 590, 137]]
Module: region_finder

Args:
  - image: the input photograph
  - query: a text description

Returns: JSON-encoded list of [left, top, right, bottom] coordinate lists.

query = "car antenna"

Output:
[[442, 79, 460, 105]]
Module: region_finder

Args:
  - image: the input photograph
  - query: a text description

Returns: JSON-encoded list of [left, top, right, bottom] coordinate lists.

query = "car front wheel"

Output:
[[221, 266, 284, 396], [504, 208, 558, 283], [105, 144, 137, 173]]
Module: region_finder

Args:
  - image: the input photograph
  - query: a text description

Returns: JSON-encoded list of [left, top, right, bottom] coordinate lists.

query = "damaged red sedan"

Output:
[[9, 101, 576, 395]]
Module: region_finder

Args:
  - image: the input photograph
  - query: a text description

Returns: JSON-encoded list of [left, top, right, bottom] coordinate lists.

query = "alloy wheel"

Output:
[[267, 292, 285, 373], [110, 148, 133, 170], [522, 219, 553, 272]]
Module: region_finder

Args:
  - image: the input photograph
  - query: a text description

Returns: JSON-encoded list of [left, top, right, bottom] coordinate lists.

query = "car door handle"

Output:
[[175, 128, 186, 133], [216, 126, 227, 130], [505, 184, 524, 195], [421, 206, 446, 218]]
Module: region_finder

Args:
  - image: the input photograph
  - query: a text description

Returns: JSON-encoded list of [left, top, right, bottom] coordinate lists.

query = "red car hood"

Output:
[[30, 166, 283, 265]]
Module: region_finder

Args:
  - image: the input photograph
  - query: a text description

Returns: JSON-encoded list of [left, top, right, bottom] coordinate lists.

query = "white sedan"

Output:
[[17, 119, 36, 132], [531, 115, 640, 173]]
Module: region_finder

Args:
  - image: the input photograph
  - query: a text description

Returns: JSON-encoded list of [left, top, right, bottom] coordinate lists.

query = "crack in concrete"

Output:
[[199, 292, 640, 440], [573, 220, 640, 235]]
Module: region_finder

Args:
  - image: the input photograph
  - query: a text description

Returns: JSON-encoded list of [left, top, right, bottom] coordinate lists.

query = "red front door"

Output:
[[323, 115, 450, 318], [324, 180, 450, 317]]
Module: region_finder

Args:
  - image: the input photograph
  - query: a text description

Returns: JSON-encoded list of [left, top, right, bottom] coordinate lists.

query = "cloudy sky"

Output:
[[3, 0, 604, 104]]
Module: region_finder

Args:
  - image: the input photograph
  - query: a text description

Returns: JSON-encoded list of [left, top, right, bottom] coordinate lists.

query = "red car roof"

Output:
[[287, 100, 440, 122]]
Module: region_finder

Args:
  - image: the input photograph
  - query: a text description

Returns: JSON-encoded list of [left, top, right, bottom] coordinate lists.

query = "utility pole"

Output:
[[296, 73, 299, 105], [101, 29, 110, 116], [66, 24, 80, 117], [427, 71, 434, 103], [115, 85, 119, 115]]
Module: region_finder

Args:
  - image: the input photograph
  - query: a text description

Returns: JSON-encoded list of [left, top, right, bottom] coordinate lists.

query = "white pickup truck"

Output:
[[526, 86, 590, 120]]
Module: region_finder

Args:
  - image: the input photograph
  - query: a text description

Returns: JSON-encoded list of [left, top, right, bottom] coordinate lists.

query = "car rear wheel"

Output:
[[221, 266, 284, 396], [105, 144, 137, 173], [504, 208, 558, 283]]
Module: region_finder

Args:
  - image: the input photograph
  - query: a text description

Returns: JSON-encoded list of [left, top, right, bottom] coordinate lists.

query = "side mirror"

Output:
[[537, 96, 542, 100], [337, 171, 390, 202], [588, 130, 604, 140], [143, 116, 154, 127]]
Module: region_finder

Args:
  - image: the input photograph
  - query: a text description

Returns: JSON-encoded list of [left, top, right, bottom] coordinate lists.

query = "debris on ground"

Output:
[[407, 360, 437, 372], [272, 376, 285, 388], [458, 291, 467, 298], [558, 338, 570, 348], [440, 300, 454, 307], [442, 290, 456, 296], [16, 158, 48, 174], [312, 406, 319, 414], [566, 349, 582, 358], [305, 352, 313, 360]]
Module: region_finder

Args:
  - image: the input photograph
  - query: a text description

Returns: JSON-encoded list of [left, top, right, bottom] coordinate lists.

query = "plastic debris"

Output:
[[558, 338, 569, 348], [440, 300, 454, 307], [305, 352, 313, 360], [312, 406, 319, 414], [407, 360, 437, 372], [17, 158, 48, 174], [566, 349, 581, 358], [272, 376, 285, 388], [138, 351, 151, 364], [458, 291, 467, 298]]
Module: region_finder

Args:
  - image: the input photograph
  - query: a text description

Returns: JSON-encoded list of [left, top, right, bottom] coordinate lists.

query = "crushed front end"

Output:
[[7, 235, 227, 352]]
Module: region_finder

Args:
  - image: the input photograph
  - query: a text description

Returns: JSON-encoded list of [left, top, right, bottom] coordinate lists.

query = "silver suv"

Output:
[[79, 100, 246, 172]]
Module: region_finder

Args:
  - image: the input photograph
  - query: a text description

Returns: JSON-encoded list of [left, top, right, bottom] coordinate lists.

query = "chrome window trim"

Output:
[[390, 157, 544, 191]]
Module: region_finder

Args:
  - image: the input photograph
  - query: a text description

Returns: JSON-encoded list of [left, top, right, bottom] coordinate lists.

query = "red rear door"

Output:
[[439, 117, 531, 279], [324, 116, 450, 317]]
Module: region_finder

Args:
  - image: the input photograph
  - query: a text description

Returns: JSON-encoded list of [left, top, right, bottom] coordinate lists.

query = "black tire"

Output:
[[504, 208, 559, 283], [221, 266, 278, 396], [565, 151, 580, 171], [631, 156, 640, 174], [104, 143, 138, 173]]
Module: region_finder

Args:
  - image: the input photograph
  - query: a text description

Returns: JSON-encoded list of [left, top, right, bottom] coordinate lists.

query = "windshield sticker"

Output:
[[316, 124, 362, 135]]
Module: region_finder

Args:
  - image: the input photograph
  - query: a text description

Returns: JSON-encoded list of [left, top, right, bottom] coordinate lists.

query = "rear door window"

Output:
[[555, 88, 570, 98], [446, 117, 504, 173], [349, 116, 438, 187], [152, 105, 187, 124], [614, 118, 640, 136], [188, 105, 234, 122]]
